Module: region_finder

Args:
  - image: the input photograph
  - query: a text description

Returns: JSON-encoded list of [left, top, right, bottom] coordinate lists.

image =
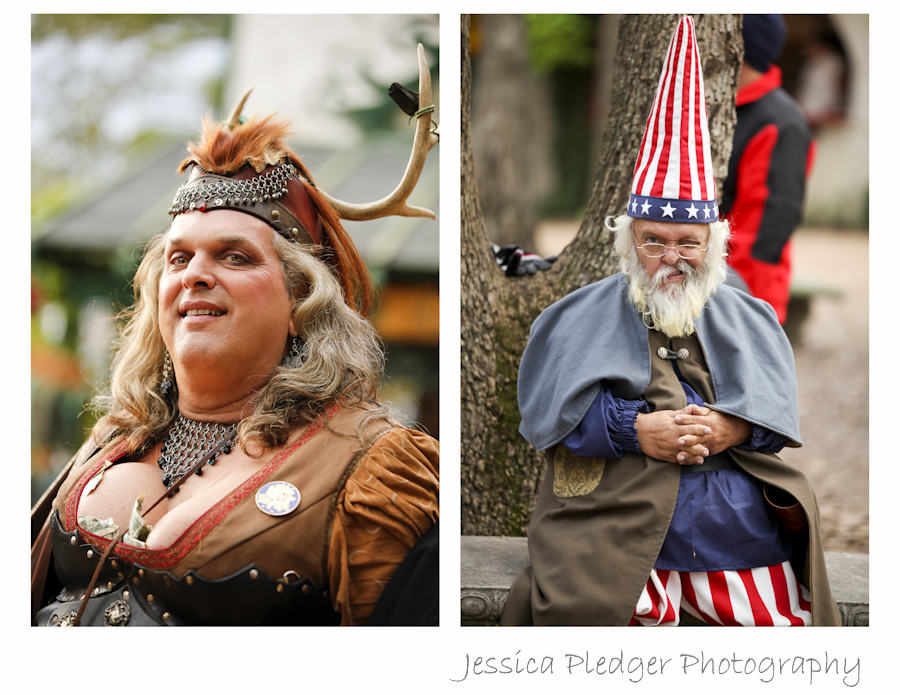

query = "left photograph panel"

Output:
[[31, 13, 439, 626]]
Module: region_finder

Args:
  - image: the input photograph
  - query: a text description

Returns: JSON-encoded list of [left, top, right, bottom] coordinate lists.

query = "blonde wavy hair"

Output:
[[91, 230, 387, 455]]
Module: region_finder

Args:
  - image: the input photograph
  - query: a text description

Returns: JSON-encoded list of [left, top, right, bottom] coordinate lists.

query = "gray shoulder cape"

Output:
[[517, 273, 801, 451]]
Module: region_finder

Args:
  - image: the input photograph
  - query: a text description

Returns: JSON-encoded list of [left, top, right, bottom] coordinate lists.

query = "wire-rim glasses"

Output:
[[634, 234, 708, 260]]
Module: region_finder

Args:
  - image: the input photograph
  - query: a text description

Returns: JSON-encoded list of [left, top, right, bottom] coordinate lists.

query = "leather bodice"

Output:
[[38, 404, 398, 626], [36, 510, 336, 626]]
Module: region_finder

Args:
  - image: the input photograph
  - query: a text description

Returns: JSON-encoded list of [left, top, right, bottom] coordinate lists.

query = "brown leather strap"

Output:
[[30, 514, 55, 626], [231, 164, 324, 246], [30, 430, 120, 624], [72, 435, 234, 626]]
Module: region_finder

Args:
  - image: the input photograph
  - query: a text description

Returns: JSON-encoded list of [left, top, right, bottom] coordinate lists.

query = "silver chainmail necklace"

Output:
[[158, 413, 238, 488]]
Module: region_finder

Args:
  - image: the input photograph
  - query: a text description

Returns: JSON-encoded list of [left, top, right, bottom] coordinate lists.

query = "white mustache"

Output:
[[650, 261, 693, 288]]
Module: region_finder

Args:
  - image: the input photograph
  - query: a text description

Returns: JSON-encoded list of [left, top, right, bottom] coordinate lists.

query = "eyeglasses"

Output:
[[634, 235, 708, 260]]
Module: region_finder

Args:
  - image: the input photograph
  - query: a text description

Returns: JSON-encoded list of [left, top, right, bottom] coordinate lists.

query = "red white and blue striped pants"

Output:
[[629, 560, 812, 626]]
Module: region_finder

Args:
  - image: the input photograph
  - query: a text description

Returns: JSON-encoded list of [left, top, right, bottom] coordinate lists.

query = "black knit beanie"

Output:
[[742, 14, 787, 72]]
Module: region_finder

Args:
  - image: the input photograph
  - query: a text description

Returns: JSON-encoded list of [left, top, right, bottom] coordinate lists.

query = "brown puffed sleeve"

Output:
[[326, 428, 439, 625]]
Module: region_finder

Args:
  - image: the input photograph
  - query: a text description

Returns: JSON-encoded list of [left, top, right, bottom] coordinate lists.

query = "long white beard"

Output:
[[627, 260, 713, 338]]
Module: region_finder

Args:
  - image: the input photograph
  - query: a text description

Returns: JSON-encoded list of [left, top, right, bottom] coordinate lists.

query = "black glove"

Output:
[[492, 244, 558, 277]]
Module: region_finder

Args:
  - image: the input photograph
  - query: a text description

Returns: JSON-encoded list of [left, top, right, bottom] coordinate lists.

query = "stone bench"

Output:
[[461, 536, 868, 626], [784, 276, 843, 343]]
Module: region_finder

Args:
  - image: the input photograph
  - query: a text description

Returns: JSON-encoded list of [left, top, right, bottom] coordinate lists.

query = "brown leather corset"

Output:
[[38, 405, 394, 626]]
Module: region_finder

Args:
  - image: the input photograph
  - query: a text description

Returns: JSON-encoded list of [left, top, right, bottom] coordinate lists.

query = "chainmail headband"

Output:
[[169, 162, 296, 214], [168, 162, 317, 245]]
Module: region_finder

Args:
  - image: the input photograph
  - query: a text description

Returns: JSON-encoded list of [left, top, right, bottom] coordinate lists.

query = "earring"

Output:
[[282, 335, 305, 367], [160, 350, 175, 398]]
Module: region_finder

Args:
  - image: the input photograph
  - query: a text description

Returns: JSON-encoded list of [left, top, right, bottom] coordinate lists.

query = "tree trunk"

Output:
[[588, 15, 620, 193], [471, 15, 554, 249], [460, 14, 742, 536]]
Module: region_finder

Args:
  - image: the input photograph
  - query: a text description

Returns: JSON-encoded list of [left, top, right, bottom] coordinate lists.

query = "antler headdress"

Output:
[[168, 44, 439, 315]]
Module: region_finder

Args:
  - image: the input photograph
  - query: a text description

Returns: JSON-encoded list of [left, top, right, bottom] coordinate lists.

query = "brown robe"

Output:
[[502, 330, 841, 626]]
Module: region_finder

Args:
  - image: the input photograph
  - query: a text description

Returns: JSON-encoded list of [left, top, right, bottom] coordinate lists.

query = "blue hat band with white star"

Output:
[[627, 193, 719, 224]]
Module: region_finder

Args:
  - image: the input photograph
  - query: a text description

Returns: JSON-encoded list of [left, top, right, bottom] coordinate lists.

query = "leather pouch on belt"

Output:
[[764, 484, 808, 533]]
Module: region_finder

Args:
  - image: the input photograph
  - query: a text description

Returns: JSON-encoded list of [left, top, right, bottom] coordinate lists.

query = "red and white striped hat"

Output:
[[628, 16, 717, 224]]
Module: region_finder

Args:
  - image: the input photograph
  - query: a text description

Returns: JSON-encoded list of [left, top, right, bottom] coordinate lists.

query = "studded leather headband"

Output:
[[168, 162, 320, 246]]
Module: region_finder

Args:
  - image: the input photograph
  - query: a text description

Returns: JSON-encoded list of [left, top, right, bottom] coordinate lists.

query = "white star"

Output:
[[686, 203, 699, 219], [640, 199, 651, 215], [703, 205, 712, 219], [630, 198, 638, 213], [660, 202, 676, 218]]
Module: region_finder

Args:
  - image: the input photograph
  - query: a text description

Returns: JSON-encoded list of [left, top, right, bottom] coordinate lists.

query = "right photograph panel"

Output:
[[460, 13, 868, 627]]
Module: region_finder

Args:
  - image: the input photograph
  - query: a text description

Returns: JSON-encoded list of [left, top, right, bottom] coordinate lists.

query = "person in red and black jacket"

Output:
[[721, 14, 814, 324]]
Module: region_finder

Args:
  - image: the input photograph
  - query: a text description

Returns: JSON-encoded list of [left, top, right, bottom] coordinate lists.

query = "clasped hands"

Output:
[[635, 403, 751, 465]]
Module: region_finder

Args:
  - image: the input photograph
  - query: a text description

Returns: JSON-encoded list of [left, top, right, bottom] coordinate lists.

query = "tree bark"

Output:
[[460, 14, 742, 536], [471, 15, 554, 249], [588, 15, 620, 192]]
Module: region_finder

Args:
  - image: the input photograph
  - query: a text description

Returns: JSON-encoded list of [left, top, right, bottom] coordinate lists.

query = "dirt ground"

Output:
[[779, 227, 869, 554], [535, 223, 869, 554]]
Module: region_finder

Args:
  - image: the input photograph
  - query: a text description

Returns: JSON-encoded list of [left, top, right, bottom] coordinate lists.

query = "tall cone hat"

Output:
[[628, 16, 718, 224]]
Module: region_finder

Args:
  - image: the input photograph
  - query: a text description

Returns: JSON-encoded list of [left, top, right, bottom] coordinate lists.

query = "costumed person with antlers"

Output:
[[501, 17, 840, 626], [31, 48, 440, 627]]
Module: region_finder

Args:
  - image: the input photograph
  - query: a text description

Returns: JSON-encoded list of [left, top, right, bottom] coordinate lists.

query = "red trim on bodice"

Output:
[[65, 403, 340, 570]]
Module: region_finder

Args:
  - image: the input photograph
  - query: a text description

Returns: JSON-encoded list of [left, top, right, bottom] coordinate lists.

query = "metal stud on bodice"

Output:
[[158, 414, 238, 488]]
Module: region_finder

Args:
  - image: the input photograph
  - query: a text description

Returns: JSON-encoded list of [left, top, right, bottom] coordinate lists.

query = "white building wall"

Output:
[[803, 14, 869, 228]]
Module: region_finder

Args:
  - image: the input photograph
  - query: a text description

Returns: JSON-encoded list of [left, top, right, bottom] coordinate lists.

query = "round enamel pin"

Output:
[[255, 481, 301, 516]]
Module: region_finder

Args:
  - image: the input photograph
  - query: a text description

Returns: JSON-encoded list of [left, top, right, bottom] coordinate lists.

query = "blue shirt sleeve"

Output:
[[560, 367, 787, 459], [561, 387, 648, 458], [734, 425, 790, 453], [673, 361, 788, 453]]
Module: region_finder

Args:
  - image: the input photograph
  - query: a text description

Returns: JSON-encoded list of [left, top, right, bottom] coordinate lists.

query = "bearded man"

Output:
[[500, 16, 841, 627]]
